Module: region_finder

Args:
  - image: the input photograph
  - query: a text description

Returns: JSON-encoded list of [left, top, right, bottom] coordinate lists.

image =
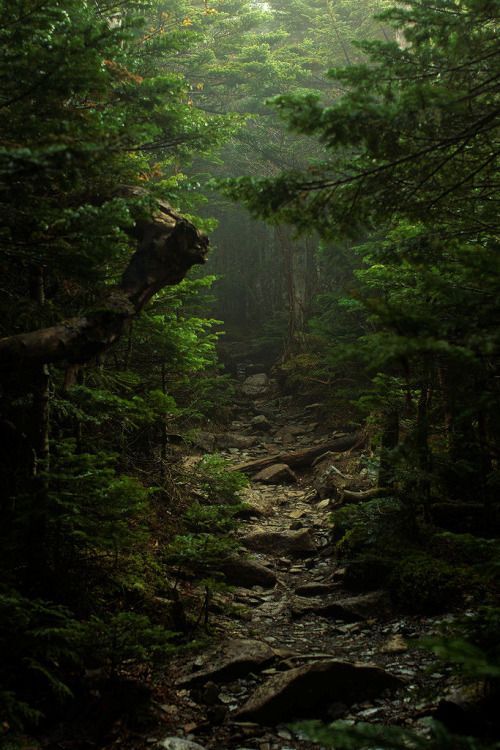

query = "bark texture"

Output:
[[230, 433, 366, 474], [0, 200, 208, 371]]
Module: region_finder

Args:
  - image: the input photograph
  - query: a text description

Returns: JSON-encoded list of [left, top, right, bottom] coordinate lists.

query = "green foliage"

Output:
[[423, 607, 500, 681], [193, 454, 249, 503], [165, 532, 238, 578], [164, 457, 249, 627], [44, 440, 150, 575], [0, 589, 82, 729], [332, 502, 482, 612], [81, 613, 177, 678], [390, 553, 465, 614], [296, 719, 499, 750], [218, 0, 500, 535], [0, 0, 239, 732], [333, 497, 404, 557], [165, 457, 247, 579], [184, 501, 243, 535]]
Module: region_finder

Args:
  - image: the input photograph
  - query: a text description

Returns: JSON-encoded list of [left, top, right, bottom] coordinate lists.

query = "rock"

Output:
[[275, 425, 309, 443], [289, 508, 307, 519], [251, 415, 272, 432], [312, 461, 342, 500], [294, 582, 339, 597], [237, 487, 274, 517], [380, 634, 408, 654], [216, 433, 257, 450], [253, 463, 297, 484], [191, 431, 216, 452], [159, 739, 206, 750], [304, 402, 324, 413], [177, 639, 276, 687], [220, 555, 277, 588], [234, 659, 404, 723], [241, 529, 316, 557], [291, 591, 391, 621], [197, 681, 220, 706], [242, 373, 269, 396], [336, 591, 391, 619], [434, 682, 491, 736], [316, 498, 331, 509]]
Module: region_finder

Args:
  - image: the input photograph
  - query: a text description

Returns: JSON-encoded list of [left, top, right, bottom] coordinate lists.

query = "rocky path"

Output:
[[158, 377, 459, 750]]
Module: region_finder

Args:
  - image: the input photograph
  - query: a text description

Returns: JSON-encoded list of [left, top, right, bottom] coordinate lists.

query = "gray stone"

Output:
[[253, 463, 297, 484], [159, 739, 205, 750], [312, 462, 342, 500], [241, 373, 269, 396], [380, 634, 408, 654], [291, 591, 391, 621], [304, 402, 324, 412], [241, 528, 316, 557], [237, 487, 275, 517], [220, 554, 277, 588], [335, 591, 391, 619], [234, 659, 404, 723], [177, 639, 276, 687], [191, 431, 216, 452], [251, 415, 272, 431], [215, 433, 257, 450], [294, 582, 340, 597]]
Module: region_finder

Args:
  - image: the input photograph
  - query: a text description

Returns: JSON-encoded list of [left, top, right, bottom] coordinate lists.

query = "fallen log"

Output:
[[230, 432, 366, 474], [340, 486, 393, 504]]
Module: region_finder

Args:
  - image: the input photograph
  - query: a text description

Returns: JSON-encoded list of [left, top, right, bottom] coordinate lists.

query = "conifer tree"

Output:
[[221, 0, 500, 515]]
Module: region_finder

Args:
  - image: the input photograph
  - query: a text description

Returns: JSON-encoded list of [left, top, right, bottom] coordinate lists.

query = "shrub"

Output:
[[390, 552, 465, 613], [194, 454, 249, 503], [80, 612, 177, 679], [0, 588, 83, 729]]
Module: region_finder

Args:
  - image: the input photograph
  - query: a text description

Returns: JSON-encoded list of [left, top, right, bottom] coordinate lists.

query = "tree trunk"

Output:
[[416, 379, 432, 518], [378, 409, 399, 488], [231, 432, 366, 474], [0, 199, 208, 372]]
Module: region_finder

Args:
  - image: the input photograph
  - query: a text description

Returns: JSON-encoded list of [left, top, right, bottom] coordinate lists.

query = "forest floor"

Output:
[[151, 377, 463, 750]]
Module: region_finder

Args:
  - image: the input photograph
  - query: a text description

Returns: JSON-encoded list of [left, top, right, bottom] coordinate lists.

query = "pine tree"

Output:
[[220, 0, 500, 519]]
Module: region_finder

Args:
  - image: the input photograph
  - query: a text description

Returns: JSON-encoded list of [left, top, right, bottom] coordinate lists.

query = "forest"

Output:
[[0, 1, 499, 749]]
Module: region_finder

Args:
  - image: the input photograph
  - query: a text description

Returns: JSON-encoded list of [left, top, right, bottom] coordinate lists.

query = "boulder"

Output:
[[234, 659, 404, 723], [237, 487, 274, 517], [251, 415, 272, 432], [380, 634, 408, 654], [177, 639, 276, 687], [254, 463, 297, 484], [191, 431, 216, 452], [241, 373, 269, 396], [291, 591, 391, 621], [159, 740, 206, 750], [434, 682, 492, 736], [219, 554, 277, 588], [241, 528, 316, 557], [294, 582, 340, 598], [312, 461, 343, 500], [215, 433, 257, 450]]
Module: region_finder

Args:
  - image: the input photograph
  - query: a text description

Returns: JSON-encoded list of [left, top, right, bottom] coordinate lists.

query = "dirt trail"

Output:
[[160, 383, 457, 750]]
